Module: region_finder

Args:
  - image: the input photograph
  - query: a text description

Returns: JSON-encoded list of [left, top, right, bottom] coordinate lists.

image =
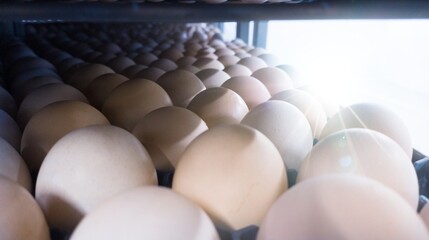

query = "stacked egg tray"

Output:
[[1, 22, 429, 239]]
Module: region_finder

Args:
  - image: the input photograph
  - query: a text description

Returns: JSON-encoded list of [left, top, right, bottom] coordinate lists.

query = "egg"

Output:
[[221, 76, 271, 109], [70, 187, 219, 240], [121, 64, 147, 78], [132, 106, 208, 171], [106, 56, 136, 73], [21, 101, 110, 176], [134, 67, 166, 81], [0, 138, 31, 191], [85, 73, 128, 109], [0, 109, 21, 150], [217, 55, 240, 67], [271, 89, 327, 139], [159, 48, 184, 61], [157, 69, 206, 107], [196, 69, 230, 88], [176, 56, 197, 67], [9, 57, 55, 77], [299, 85, 340, 118], [193, 58, 224, 70], [11, 76, 62, 103], [179, 65, 200, 74], [150, 58, 178, 71], [187, 87, 249, 128], [102, 79, 172, 131], [0, 86, 17, 117], [93, 53, 117, 64], [223, 64, 252, 77], [57, 57, 84, 73], [248, 48, 267, 56], [66, 63, 114, 92], [241, 100, 313, 171], [17, 83, 88, 128], [298, 128, 419, 208], [215, 48, 235, 57], [257, 54, 281, 67], [237, 57, 268, 72], [36, 125, 157, 232], [320, 102, 413, 159], [134, 53, 158, 65], [251, 67, 294, 95], [0, 177, 50, 240], [173, 124, 287, 230], [258, 174, 429, 240], [420, 204, 429, 229]]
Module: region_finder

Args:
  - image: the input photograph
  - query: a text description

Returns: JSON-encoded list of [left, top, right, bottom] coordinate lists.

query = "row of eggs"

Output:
[[0, 23, 428, 239]]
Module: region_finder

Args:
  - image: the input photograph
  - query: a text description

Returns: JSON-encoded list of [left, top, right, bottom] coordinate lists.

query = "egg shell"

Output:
[[298, 85, 340, 118], [36, 125, 157, 232], [150, 58, 178, 72], [0, 109, 21, 150], [237, 57, 268, 72], [173, 124, 287, 230], [17, 83, 88, 128], [157, 69, 206, 107], [0, 138, 31, 191], [66, 63, 114, 91], [21, 101, 110, 175], [102, 79, 172, 131], [11, 76, 62, 104], [93, 53, 117, 64], [223, 64, 252, 77], [258, 174, 429, 240], [134, 67, 166, 81], [70, 186, 219, 240], [56, 58, 84, 74], [0, 86, 17, 117], [298, 128, 419, 208], [134, 53, 158, 65], [193, 58, 224, 70], [241, 100, 313, 170], [121, 64, 147, 79], [176, 56, 197, 67], [9, 57, 55, 77], [179, 65, 200, 74], [420, 204, 429, 229], [257, 54, 281, 67], [132, 106, 208, 171], [85, 73, 128, 109], [106, 56, 136, 73], [159, 48, 184, 62], [248, 48, 267, 56], [271, 89, 327, 139], [0, 177, 50, 240], [221, 76, 271, 109], [320, 102, 413, 159], [251, 67, 294, 96], [215, 48, 235, 57], [196, 69, 230, 88]]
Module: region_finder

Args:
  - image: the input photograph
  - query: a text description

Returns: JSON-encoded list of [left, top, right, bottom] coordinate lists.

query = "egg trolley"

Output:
[[1, 1, 429, 240]]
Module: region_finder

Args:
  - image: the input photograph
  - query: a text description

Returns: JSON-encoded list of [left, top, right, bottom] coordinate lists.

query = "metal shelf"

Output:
[[1, 1, 429, 23]]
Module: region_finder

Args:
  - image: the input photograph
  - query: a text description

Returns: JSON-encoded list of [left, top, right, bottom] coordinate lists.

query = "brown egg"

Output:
[[70, 187, 220, 240], [132, 106, 208, 171], [251, 67, 294, 96], [150, 58, 178, 71], [21, 101, 110, 175], [215, 48, 235, 57], [0, 177, 50, 240], [57, 58, 84, 74], [173, 124, 287, 230], [157, 69, 206, 107], [0, 86, 17, 117], [102, 79, 172, 131], [17, 83, 88, 128], [36, 125, 157, 232], [159, 48, 184, 61], [0, 109, 21, 150], [121, 64, 147, 79], [176, 56, 197, 67], [320, 103, 413, 159], [235, 52, 252, 59], [85, 73, 128, 109], [178, 65, 200, 74], [223, 64, 252, 77], [193, 58, 224, 70], [134, 53, 158, 65], [241, 100, 313, 171], [217, 55, 240, 67], [420, 204, 429, 229], [93, 53, 117, 64], [134, 67, 166, 81], [187, 87, 249, 128], [237, 57, 268, 72], [106, 56, 136, 73], [66, 63, 114, 92], [258, 174, 429, 240], [221, 76, 271, 109], [0, 138, 31, 191], [196, 69, 230, 88], [298, 128, 419, 208], [271, 89, 327, 139], [11, 76, 62, 103]]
